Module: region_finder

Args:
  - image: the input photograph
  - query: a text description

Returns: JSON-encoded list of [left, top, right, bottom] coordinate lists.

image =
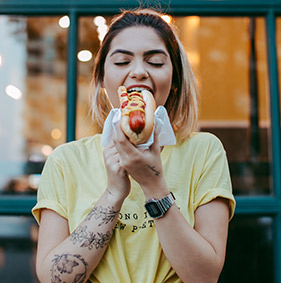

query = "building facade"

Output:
[[0, 0, 280, 282]]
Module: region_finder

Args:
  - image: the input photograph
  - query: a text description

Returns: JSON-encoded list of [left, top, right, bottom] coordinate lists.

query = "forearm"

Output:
[[37, 189, 124, 283], [155, 204, 226, 283]]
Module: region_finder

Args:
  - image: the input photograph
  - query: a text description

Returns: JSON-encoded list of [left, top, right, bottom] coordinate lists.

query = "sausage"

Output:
[[118, 86, 156, 145]]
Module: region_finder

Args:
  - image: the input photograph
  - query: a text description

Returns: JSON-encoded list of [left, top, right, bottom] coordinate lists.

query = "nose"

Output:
[[129, 61, 148, 80]]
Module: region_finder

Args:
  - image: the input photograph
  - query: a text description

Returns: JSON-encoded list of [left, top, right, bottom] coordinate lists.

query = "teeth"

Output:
[[128, 87, 149, 93]]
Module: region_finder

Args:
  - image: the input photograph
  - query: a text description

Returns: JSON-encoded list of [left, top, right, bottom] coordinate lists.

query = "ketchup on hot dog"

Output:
[[118, 86, 156, 145]]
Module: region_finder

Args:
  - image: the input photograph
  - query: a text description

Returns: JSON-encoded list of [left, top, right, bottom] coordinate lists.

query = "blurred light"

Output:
[[51, 128, 62, 140], [59, 16, 70, 28], [41, 145, 53, 156], [93, 16, 106, 26], [98, 28, 108, 42], [93, 16, 108, 44], [188, 16, 200, 28], [28, 174, 41, 189], [5, 84, 22, 100], [98, 33, 106, 42], [0, 54, 2, 67], [188, 51, 200, 65], [77, 50, 93, 62], [161, 15, 172, 24], [29, 153, 45, 162], [97, 25, 108, 34]]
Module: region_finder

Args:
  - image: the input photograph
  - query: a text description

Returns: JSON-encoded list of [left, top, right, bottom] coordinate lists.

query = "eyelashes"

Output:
[[114, 61, 164, 67], [114, 62, 130, 66], [148, 62, 164, 67]]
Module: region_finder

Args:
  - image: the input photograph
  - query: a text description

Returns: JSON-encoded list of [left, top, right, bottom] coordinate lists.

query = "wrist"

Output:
[[144, 192, 176, 219], [104, 187, 127, 209], [141, 179, 169, 200]]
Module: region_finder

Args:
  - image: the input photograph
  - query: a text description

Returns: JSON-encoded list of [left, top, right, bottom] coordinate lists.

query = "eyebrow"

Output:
[[144, 49, 168, 57], [110, 49, 168, 57], [110, 49, 133, 57]]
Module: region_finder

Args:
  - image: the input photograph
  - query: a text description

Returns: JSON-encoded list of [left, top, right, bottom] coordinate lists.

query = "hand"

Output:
[[103, 141, 131, 201], [113, 123, 169, 198]]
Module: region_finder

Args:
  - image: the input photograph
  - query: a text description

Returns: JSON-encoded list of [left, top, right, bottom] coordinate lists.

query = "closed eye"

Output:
[[148, 62, 164, 67], [114, 62, 130, 66]]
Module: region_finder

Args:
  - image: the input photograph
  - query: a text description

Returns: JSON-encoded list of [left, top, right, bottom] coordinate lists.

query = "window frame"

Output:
[[0, 0, 280, 281]]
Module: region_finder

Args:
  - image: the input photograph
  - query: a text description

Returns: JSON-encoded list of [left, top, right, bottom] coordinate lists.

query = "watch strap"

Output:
[[145, 192, 175, 219], [157, 193, 174, 214]]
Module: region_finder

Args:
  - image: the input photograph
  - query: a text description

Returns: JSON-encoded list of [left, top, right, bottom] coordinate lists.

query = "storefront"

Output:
[[0, 0, 280, 282]]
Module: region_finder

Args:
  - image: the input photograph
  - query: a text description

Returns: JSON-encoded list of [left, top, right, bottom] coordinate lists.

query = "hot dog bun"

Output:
[[118, 86, 156, 145]]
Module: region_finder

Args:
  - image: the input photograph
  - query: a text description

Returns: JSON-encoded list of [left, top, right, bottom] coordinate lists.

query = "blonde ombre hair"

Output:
[[90, 9, 199, 143]]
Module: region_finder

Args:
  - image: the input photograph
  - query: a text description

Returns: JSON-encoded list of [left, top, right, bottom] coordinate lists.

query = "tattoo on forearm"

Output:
[[81, 231, 111, 250], [146, 164, 160, 176], [85, 205, 119, 226], [70, 225, 112, 250], [51, 253, 87, 283]]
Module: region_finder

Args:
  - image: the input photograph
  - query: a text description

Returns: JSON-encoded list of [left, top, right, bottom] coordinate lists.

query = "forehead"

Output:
[[109, 26, 168, 53]]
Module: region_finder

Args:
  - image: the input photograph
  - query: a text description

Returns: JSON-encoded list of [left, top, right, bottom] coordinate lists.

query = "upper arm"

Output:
[[194, 197, 230, 267], [36, 208, 70, 270]]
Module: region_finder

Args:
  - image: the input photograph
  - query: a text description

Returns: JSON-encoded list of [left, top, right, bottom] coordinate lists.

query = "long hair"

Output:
[[90, 9, 199, 143]]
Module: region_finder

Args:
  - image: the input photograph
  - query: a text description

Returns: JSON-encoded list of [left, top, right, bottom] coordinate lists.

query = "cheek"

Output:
[[104, 63, 125, 87], [156, 73, 173, 105], [103, 65, 121, 108]]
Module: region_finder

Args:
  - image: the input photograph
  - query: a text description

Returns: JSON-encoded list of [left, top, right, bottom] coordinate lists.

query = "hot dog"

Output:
[[118, 86, 156, 145]]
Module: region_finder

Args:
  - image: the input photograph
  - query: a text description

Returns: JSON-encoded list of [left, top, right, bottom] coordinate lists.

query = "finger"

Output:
[[150, 127, 161, 153], [113, 122, 136, 155], [104, 140, 115, 153], [104, 148, 126, 173], [104, 141, 116, 157], [103, 142, 123, 168]]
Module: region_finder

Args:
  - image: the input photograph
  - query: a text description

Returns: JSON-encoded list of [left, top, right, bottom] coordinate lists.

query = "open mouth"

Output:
[[127, 87, 153, 94]]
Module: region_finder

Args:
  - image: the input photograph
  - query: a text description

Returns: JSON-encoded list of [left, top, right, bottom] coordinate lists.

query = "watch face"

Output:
[[145, 202, 162, 218]]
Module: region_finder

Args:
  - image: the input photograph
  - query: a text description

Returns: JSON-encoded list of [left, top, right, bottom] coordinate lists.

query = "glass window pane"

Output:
[[0, 16, 67, 195], [219, 215, 274, 282], [76, 16, 113, 139], [0, 216, 38, 282], [176, 17, 271, 196]]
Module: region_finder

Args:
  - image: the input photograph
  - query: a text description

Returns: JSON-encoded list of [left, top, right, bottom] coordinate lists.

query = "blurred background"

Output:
[[0, 0, 281, 282]]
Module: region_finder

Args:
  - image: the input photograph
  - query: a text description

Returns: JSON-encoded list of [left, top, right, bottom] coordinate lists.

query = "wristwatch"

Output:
[[144, 192, 175, 219]]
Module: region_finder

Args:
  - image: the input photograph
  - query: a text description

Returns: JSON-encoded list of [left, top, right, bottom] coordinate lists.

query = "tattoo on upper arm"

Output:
[[145, 164, 160, 176], [51, 253, 87, 283], [70, 225, 112, 250], [85, 205, 119, 226]]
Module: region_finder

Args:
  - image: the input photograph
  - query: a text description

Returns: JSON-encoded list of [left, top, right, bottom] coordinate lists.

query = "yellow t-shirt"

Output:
[[32, 132, 235, 283]]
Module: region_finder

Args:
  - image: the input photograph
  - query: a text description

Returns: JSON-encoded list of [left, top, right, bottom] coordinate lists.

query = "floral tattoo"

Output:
[[51, 253, 87, 283], [85, 205, 119, 226], [70, 226, 111, 250]]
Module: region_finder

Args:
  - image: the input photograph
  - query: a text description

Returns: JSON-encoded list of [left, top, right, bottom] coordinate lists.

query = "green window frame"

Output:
[[0, 0, 280, 281]]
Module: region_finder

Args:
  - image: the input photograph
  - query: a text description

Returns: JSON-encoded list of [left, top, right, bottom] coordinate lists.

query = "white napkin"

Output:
[[101, 106, 176, 149]]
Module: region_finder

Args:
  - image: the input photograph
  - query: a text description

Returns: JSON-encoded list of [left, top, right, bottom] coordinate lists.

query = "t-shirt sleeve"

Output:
[[193, 136, 236, 220], [32, 151, 68, 224]]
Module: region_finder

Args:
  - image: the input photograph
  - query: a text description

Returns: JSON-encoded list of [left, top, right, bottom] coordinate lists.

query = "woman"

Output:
[[32, 9, 235, 283]]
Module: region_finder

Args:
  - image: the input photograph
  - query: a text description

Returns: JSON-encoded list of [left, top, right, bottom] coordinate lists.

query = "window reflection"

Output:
[[177, 17, 271, 195], [76, 16, 112, 139], [219, 215, 273, 282], [0, 216, 38, 282], [0, 16, 67, 195]]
